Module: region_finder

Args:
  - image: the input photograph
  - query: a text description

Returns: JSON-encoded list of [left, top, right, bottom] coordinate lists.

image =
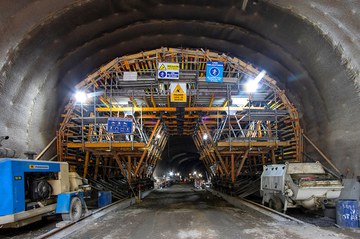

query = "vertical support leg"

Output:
[[94, 156, 100, 179], [261, 153, 266, 165], [127, 156, 132, 183], [83, 151, 90, 178], [231, 154, 235, 183], [271, 149, 276, 164], [103, 158, 108, 178], [225, 157, 229, 179]]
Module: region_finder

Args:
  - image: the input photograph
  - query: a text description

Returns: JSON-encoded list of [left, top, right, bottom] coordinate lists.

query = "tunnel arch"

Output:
[[0, 0, 359, 177]]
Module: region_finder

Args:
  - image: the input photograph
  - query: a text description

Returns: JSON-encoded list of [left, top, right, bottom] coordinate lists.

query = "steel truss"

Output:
[[57, 47, 302, 190]]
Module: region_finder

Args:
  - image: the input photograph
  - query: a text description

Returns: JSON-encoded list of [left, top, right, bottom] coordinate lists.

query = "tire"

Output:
[[269, 196, 283, 212], [61, 196, 83, 222]]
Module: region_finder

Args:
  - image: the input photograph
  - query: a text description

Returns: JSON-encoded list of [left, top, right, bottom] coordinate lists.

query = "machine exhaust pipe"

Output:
[[0, 147, 17, 158], [0, 136, 17, 158]]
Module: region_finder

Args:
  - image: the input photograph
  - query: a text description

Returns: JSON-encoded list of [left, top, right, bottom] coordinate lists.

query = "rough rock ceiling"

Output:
[[0, 0, 359, 176]]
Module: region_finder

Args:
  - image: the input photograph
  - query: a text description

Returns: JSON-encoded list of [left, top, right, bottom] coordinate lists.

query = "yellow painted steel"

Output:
[[217, 141, 291, 147], [58, 47, 303, 182], [96, 107, 177, 112], [67, 142, 146, 148]]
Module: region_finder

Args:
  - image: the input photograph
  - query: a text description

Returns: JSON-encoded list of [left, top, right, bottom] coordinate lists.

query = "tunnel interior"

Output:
[[0, 0, 360, 181]]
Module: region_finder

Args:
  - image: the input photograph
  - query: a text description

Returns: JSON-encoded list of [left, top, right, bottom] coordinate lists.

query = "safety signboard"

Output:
[[206, 62, 224, 82], [170, 83, 187, 102], [158, 62, 180, 79], [107, 117, 133, 134], [122, 71, 137, 81]]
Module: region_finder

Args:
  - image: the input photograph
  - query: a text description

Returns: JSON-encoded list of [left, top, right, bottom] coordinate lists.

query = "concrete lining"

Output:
[[0, 0, 359, 176]]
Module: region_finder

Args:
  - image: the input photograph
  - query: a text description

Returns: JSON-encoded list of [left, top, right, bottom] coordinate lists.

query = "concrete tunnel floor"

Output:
[[58, 184, 359, 239]]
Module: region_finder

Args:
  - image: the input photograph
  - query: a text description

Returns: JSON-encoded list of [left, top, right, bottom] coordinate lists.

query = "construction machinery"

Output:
[[0, 158, 89, 228], [261, 162, 343, 212]]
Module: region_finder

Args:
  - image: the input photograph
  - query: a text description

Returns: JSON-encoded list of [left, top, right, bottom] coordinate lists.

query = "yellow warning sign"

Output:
[[158, 62, 180, 79], [159, 64, 166, 70], [170, 83, 187, 102]]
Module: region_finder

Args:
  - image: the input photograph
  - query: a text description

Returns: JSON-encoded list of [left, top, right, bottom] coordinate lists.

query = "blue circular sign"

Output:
[[210, 67, 220, 76], [159, 71, 166, 78]]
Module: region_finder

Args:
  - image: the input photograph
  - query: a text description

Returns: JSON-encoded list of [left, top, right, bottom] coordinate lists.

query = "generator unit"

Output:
[[0, 158, 88, 228], [261, 162, 343, 213]]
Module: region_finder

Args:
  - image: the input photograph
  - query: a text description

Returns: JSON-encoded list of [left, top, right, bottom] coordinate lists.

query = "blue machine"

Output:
[[0, 158, 61, 216], [56, 191, 84, 213], [0, 158, 86, 227]]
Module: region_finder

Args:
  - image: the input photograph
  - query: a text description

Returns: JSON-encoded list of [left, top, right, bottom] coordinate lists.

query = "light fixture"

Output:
[[156, 134, 161, 139], [244, 70, 266, 93], [203, 134, 208, 140], [169, 171, 174, 176], [75, 91, 88, 103], [193, 171, 197, 175]]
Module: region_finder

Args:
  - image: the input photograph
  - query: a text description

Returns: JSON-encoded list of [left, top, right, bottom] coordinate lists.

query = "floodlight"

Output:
[[244, 70, 266, 93], [75, 91, 87, 103]]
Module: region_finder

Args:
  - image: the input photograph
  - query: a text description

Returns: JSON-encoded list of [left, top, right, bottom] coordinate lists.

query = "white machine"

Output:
[[261, 161, 343, 212]]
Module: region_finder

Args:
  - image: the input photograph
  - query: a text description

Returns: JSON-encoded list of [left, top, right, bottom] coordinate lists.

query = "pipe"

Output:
[[35, 136, 57, 160], [302, 134, 342, 176], [0, 147, 17, 158], [0, 136, 9, 146]]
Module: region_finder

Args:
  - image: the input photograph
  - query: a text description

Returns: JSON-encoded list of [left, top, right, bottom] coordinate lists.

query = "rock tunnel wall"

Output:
[[0, 0, 359, 176]]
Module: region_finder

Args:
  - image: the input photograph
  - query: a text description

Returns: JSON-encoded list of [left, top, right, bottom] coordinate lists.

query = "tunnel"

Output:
[[0, 0, 359, 238]]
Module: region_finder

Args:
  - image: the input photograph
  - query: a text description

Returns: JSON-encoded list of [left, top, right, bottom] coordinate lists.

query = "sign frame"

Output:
[[122, 71, 138, 81], [107, 117, 133, 134], [158, 62, 180, 79], [206, 62, 224, 83]]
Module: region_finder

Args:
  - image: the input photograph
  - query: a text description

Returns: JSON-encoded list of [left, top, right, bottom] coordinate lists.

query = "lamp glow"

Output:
[[203, 134, 208, 140], [75, 91, 87, 103], [244, 70, 266, 93]]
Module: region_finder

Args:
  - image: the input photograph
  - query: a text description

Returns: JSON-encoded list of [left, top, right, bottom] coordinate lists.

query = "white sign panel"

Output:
[[158, 62, 179, 79], [123, 72, 138, 81]]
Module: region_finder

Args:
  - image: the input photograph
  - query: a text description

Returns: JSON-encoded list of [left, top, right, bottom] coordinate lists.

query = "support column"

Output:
[[94, 156, 100, 179], [102, 158, 108, 178], [231, 154, 235, 183], [127, 156, 132, 183], [83, 151, 90, 178]]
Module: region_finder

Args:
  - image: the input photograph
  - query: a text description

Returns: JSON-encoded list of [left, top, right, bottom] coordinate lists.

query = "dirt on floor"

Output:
[[60, 184, 360, 239]]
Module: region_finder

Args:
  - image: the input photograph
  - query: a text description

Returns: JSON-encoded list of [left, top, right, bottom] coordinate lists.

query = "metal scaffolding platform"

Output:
[[56, 47, 303, 192]]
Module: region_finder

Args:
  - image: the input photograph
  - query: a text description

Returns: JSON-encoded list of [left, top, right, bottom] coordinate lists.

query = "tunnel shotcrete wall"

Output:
[[0, 0, 359, 177]]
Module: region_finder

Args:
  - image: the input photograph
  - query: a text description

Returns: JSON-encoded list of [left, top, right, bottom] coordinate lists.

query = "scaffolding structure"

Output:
[[57, 47, 302, 190]]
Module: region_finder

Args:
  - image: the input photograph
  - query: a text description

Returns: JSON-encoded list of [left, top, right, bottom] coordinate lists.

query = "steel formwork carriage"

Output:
[[57, 47, 302, 193]]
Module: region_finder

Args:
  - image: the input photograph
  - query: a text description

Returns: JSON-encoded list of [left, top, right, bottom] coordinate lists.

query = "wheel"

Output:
[[269, 196, 283, 212], [61, 196, 83, 221]]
